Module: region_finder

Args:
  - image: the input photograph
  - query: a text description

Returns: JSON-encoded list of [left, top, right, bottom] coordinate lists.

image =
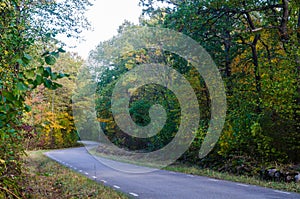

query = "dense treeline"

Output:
[[1, 0, 300, 197], [87, 0, 300, 176], [154, 0, 300, 166], [24, 53, 83, 150], [0, 0, 90, 197]]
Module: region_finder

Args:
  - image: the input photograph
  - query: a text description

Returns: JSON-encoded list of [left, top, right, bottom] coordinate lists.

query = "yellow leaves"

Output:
[[125, 62, 134, 70], [0, 159, 5, 164], [51, 122, 64, 130], [135, 54, 145, 63], [154, 49, 162, 56], [125, 51, 134, 57], [0, 2, 7, 9], [128, 88, 137, 95], [217, 123, 235, 156], [97, 118, 111, 123], [54, 131, 63, 145], [0, 1, 14, 12], [122, 49, 149, 70]]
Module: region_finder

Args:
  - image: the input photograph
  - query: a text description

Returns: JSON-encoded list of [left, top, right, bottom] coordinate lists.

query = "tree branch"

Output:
[[280, 0, 289, 42]]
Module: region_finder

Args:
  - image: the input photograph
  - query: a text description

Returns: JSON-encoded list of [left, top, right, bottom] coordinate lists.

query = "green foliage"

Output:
[[86, 0, 300, 177], [0, 0, 90, 197], [24, 53, 83, 149]]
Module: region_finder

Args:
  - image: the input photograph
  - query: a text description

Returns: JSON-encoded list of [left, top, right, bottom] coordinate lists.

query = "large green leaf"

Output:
[[16, 82, 28, 91], [45, 55, 56, 65], [58, 47, 66, 53], [43, 67, 52, 77]]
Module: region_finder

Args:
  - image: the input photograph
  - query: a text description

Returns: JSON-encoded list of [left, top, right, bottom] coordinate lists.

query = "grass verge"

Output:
[[21, 151, 128, 199], [165, 164, 300, 193]]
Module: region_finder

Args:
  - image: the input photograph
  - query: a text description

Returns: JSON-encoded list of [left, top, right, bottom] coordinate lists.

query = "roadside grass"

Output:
[[22, 151, 128, 199], [92, 145, 300, 194], [165, 164, 300, 193], [89, 148, 163, 169]]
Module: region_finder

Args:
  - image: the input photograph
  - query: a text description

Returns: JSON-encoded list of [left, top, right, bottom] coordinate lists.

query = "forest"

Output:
[[1, 0, 300, 198], [87, 0, 300, 174]]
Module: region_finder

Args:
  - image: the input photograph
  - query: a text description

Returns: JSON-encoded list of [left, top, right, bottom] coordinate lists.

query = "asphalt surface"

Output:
[[45, 144, 300, 199]]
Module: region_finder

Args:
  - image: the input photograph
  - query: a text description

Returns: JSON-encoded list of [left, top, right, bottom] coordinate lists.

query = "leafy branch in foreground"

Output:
[[0, 0, 91, 197]]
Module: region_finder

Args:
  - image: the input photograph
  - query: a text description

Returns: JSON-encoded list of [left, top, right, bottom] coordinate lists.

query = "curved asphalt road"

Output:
[[45, 144, 300, 199]]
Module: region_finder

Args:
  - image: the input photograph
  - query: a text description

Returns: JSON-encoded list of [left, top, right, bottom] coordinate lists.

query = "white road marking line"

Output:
[[170, 171, 177, 174], [101, 180, 107, 183], [113, 185, 120, 189], [79, 170, 82, 173], [85, 172, 89, 175], [236, 183, 249, 187], [274, 190, 291, 195], [92, 176, 97, 179], [129, 192, 139, 197], [187, 174, 194, 178], [208, 179, 219, 182]]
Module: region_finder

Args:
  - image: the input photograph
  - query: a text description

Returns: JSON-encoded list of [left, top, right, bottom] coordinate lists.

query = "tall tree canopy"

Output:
[[139, 0, 300, 163], [87, 0, 300, 177]]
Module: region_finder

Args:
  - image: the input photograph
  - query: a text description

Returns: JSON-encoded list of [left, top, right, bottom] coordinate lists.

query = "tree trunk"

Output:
[[251, 35, 262, 113]]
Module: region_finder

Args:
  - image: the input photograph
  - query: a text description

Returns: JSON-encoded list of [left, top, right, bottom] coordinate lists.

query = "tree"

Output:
[[25, 53, 84, 149], [139, 0, 300, 169], [87, 22, 207, 155], [0, 0, 91, 197]]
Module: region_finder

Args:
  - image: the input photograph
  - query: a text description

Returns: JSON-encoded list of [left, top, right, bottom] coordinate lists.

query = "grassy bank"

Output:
[[21, 151, 128, 199], [166, 164, 300, 193]]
